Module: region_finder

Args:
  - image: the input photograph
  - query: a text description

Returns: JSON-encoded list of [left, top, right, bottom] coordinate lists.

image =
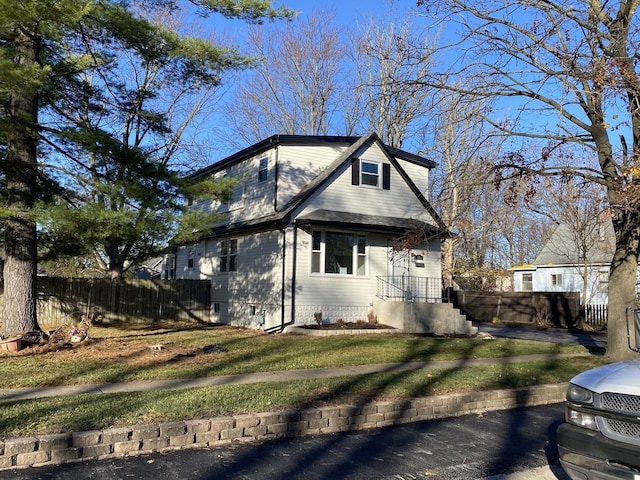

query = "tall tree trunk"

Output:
[[442, 236, 455, 289], [607, 246, 639, 362], [3, 30, 40, 336], [106, 244, 125, 280], [606, 212, 640, 362]]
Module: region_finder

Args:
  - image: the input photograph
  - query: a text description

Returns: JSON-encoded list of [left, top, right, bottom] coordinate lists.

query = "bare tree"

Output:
[[222, 9, 347, 145], [350, 16, 438, 148], [418, 0, 640, 361], [423, 92, 494, 288]]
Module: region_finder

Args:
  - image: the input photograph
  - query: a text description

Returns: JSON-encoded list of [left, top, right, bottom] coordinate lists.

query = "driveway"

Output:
[[478, 324, 606, 349]]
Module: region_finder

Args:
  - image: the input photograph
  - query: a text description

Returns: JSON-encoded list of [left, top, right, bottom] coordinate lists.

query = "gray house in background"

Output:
[[511, 220, 627, 306], [163, 134, 472, 332]]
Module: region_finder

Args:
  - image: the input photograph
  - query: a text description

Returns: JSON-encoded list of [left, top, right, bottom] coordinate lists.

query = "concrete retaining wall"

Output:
[[0, 383, 567, 471], [373, 300, 476, 335]]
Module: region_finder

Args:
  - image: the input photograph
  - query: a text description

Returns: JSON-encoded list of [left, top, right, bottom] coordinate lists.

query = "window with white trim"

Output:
[[220, 239, 237, 272], [310, 230, 367, 276], [361, 161, 380, 187], [311, 231, 322, 273], [258, 157, 268, 182], [351, 158, 391, 190], [522, 273, 533, 291], [551, 273, 563, 287]]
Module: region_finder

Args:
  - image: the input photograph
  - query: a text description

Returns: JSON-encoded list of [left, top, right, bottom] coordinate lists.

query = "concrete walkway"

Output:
[[0, 354, 586, 402]]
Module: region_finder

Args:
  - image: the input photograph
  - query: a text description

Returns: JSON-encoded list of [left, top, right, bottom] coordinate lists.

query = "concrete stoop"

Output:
[[373, 300, 477, 336], [0, 383, 567, 471]]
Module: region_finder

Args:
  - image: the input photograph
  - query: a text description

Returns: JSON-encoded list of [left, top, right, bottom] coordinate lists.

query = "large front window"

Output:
[[311, 231, 367, 276]]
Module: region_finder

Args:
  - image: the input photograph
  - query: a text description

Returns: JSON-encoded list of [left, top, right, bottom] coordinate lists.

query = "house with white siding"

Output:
[[511, 220, 628, 306], [166, 133, 472, 333]]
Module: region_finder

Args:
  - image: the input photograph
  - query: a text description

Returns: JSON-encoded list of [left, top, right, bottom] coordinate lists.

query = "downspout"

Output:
[[291, 223, 297, 327], [266, 223, 296, 334], [273, 140, 279, 211], [279, 225, 287, 330]]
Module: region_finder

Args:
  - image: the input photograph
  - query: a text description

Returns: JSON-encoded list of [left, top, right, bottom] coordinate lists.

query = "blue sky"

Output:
[[206, 0, 425, 40]]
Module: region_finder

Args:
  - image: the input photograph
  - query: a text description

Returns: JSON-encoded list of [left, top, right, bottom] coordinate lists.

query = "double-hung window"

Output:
[[361, 161, 379, 187], [311, 231, 367, 276], [551, 273, 563, 287], [220, 239, 237, 272], [258, 158, 268, 182], [522, 273, 533, 291], [352, 158, 391, 190]]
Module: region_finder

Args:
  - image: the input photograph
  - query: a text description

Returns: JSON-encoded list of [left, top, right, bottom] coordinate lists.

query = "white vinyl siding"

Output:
[[211, 231, 284, 328], [276, 144, 352, 208], [293, 230, 441, 324], [397, 158, 430, 198], [294, 146, 436, 226]]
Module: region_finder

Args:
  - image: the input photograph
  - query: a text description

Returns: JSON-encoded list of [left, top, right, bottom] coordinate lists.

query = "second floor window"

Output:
[[352, 158, 391, 190], [220, 239, 238, 272], [522, 273, 533, 291], [361, 161, 379, 187], [258, 157, 268, 182]]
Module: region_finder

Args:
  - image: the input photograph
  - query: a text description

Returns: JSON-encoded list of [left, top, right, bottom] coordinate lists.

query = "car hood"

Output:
[[572, 358, 640, 396]]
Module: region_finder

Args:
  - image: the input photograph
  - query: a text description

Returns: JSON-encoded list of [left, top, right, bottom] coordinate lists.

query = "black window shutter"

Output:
[[351, 158, 360, 185], [382, 163, 391, 190]]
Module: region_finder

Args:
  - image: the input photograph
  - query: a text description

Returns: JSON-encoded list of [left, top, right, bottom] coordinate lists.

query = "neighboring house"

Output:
[[165, 133, 463, 332], [512, 220, 619, 305], [135, 257, 164, 279]]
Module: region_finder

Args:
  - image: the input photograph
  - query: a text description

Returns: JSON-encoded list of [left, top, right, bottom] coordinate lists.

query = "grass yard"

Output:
[[0, 321, 605, 438]]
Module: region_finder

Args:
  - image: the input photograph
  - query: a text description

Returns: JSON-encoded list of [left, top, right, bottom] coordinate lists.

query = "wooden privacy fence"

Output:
[[448, 290, 581, 328], [2, 278, 211, 327]]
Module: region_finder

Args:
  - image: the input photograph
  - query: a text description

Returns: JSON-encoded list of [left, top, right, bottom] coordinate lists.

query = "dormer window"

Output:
[[351, 158, 391, 190]]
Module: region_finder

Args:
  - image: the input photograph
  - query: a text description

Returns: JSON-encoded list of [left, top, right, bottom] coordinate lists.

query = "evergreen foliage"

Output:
[[0, 0, 294, 334]]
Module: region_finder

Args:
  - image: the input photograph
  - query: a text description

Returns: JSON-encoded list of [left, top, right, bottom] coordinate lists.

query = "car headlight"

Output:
[[566, 383, 598, 431], [567, 384, 594, 405], [566, 407, 599, 431]]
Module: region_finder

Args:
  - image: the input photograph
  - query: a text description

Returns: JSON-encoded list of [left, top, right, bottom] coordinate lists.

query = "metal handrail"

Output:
[[377, 276, 443, 303]]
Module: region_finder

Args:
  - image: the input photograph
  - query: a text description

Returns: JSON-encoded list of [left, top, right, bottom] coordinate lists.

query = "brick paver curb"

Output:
[[0, 382, 568, 471]]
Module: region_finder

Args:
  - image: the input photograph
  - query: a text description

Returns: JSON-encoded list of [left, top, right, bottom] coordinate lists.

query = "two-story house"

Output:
[[166, 133, 471, 333]]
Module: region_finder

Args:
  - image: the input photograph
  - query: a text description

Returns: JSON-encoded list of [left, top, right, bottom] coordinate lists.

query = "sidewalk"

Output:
[[0, 324, 605, 402], [0, 352, 587, 402]]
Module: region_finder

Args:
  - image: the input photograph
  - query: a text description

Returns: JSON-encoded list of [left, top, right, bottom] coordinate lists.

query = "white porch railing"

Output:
[[377, 276, 443, 303]]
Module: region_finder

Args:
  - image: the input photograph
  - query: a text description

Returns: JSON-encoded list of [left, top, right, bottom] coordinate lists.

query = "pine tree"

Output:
[[0, 0, 294, 336]]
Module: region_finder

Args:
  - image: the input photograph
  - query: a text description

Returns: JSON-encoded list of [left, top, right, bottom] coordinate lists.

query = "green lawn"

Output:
[[0, 322, 604, 438]]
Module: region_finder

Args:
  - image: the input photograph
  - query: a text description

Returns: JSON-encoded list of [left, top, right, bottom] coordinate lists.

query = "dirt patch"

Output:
[[0, 336, 226, 368]]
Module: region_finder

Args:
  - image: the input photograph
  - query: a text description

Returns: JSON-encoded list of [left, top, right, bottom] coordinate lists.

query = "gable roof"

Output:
[[194, 133, 448, 239], [532, 220, 615, 266], [189, 134, 437, 180], [280, 132, 446, 230]]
